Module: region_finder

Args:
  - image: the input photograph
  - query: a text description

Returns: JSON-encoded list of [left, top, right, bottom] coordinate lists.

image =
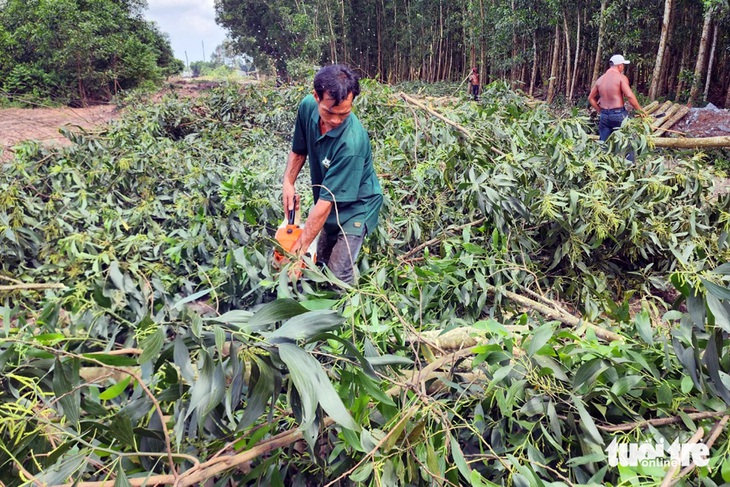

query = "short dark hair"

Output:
[[313, 64, 360, 106]]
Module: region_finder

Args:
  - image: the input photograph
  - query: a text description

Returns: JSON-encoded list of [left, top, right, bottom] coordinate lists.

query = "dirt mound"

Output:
[[675, 104, 730, 138]]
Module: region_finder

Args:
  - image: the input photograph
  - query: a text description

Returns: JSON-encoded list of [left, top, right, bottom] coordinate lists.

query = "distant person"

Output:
[[468, 68, 480, 101], [282, 64, 383, 285], [588, 54, 646, 160]]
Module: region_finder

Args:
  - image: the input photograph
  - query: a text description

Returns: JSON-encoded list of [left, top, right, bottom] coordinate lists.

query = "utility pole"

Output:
[[202, 41, 206, 63], [184, 51, 189, 68]]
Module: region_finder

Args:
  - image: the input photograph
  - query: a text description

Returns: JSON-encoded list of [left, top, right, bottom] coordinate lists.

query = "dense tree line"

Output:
[[0, 0, 183, 105], [216, 0, 730, 107]]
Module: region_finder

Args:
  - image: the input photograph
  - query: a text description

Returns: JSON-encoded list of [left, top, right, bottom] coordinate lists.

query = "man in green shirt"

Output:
[[282, 64, 383, 284]]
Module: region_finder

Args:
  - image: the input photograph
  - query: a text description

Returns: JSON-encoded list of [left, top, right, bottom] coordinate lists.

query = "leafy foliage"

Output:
[[0, 0, 183, 105], [2, 80, 730, 486]]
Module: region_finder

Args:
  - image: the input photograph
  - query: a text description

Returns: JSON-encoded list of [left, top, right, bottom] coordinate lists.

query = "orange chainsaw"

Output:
[[273, 196, 316, 273]]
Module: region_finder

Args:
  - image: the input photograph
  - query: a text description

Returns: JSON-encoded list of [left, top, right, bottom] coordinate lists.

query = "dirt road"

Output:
[[0, 104, 118, 159]]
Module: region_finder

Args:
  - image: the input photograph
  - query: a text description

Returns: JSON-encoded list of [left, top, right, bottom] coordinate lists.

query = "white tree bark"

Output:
[[703, 22, 718, 103], [649, 0, 673, 100], [689, 9, 712, 104]]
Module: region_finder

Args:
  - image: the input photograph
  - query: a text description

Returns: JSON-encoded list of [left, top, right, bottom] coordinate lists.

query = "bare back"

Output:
[[594, 69, 630, 109]]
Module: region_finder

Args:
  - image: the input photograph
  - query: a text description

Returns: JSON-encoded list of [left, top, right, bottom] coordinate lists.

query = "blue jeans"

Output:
[[470, 84, 480, 101], [599, 108, 634, 162], [316, 225, 367, 285], [599, 108, 628, 141]]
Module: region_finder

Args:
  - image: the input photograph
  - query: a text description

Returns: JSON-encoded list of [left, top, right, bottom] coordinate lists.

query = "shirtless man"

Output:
[[588, 54, 645, 143]]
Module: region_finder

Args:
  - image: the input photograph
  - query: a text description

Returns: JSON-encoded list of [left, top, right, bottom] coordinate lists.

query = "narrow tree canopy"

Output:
[[0, 0, 183, 105]]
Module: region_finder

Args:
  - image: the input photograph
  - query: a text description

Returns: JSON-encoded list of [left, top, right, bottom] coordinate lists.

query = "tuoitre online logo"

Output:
[[606, 438, 710, 468]]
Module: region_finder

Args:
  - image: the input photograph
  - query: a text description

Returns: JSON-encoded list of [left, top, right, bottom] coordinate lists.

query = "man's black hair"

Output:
[[313, 64, 360, 106]]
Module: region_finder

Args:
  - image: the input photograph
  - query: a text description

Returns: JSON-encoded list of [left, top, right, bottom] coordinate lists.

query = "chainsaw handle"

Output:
[[287, 195, 297, 225]]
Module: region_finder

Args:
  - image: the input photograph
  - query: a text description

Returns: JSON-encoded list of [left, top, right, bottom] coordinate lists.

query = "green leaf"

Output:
[[109, 261, 125, 290], [681, 375, 694, 394], [114, 463, 133, 487], [527, 321, 556, 356], [532, 355, 569, 382], [33, 452, 87, 485], [656, 382, 672, 406], [81, 353, 137, 367], [266, 310, 345, 342], [214, 325, 226, 354], [365, 355, 414, 366], [173, 335, 195, 383], [610, 376, 642, 397], [138, 328, 164, 364], [186, 352, 215, 421], [571, 394, 604, 445], [238, 356, 277, 431], [707, 294, 730, 333], [634, 309, 653, 344], [300, 299, 339, 311], [173, 287, 214, 310], [99, 376, 131, 400], [278, 342, 359, 431], [356, 370, 396, 407], [52, 358, 80, 427], [702, 278, 730, 301], [349, 462, 374, 482], [713, 263, 730, 276], [248, 298, 309, 329], [450, 435, 472, 480], [573, 358, 609, 391], [109, 413, 136, 448], [206, 309, 255, 329]]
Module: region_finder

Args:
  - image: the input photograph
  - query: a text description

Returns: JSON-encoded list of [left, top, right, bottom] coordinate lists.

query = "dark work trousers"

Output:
[[599, 108, 634, 162], [470, 84, 480, 101], [316, 225, 367, 285]]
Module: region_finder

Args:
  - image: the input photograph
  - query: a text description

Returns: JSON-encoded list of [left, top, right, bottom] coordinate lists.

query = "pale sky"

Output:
[[143, 0, 228, 65]]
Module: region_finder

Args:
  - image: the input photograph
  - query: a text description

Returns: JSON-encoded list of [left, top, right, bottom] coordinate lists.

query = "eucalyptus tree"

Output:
[[214, 0, 324, 79]]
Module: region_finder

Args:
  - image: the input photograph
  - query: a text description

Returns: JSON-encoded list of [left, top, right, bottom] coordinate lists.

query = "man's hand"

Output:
[[282, 183, 299, 213]]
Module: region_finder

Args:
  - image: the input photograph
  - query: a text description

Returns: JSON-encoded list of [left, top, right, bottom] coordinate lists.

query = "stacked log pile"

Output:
[[639, 100, 730, 148]]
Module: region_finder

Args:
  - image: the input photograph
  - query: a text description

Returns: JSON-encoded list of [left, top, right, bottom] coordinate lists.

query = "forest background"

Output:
[[216, 0, 730, 107]]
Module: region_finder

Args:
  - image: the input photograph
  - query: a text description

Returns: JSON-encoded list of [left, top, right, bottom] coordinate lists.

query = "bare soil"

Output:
[[0, 79, 218, 160], [675, 106, 730, 138]]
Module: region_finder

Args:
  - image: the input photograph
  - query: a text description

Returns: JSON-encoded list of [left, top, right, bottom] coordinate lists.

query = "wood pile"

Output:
[[639, 100, 730, 149]]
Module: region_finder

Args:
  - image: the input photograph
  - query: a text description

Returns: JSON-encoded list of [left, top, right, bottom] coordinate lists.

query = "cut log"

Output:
[[654, 106, 690, 137], [643, 101, 660, 114], [653, 136, 730, 148], [652, 103, 681, 133], [653, 100, 673, 117]]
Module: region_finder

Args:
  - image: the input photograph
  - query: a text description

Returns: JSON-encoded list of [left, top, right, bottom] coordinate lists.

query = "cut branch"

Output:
[[399, 92, 472, 138], [653, 136, 730, 148], [0, 283, 66, 291], [597, 410, 728, 432]]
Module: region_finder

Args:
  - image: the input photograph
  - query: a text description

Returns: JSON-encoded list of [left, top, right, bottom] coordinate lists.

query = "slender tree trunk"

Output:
[[703, 22, 718, 102], [690, 9, 712, 104], [675, 32, 692, 101], [511, 0, 518, 86], [649, 0, 673, 99], [563, 11, 571, 100], [725, 82, 730, 109], [570, 8, 581, 100], [591, 0, 607, 84], [339, 0, 347, 63], [547, 24, 560, 104], [529, 31, 537, 96], [374, 0, 381, 73]]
